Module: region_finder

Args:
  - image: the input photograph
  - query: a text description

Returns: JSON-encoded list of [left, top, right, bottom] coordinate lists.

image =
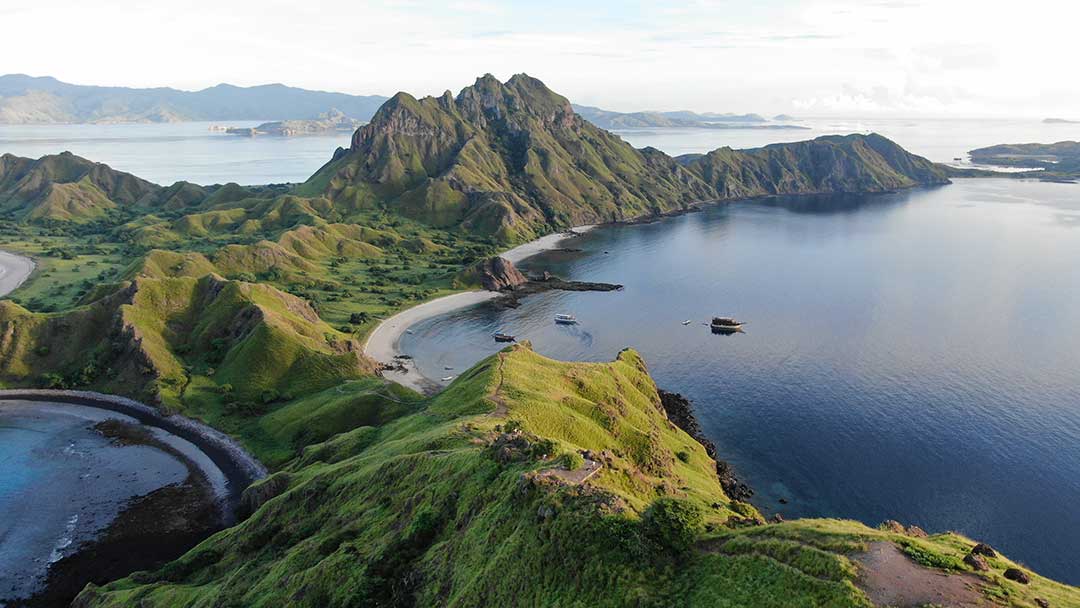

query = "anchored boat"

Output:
[[493, 332, 516, 343], [554, 314, 578, 325], [710, 316, 744, 333]]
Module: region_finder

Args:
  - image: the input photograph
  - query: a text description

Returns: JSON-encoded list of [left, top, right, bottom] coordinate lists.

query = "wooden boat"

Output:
[[554, 314, 578, 325], [710, 316, 744, 333], [493, 332, 516, 342]]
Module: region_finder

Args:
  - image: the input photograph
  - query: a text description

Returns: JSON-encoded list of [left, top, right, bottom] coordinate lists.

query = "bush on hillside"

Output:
[[643, 497, 704, 554]]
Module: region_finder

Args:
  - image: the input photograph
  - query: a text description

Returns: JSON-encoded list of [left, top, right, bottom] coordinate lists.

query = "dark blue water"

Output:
[[401, 178, 1080, 584]]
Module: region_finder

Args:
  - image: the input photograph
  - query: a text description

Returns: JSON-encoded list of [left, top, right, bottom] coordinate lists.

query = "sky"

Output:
[[2, 0, 1076, 118]]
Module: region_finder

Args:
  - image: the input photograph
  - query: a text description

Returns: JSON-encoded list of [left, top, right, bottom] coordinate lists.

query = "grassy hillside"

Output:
[[304, 74, 949, 243], [74, 345, 1079, 607], [0, 274, 381, 461]]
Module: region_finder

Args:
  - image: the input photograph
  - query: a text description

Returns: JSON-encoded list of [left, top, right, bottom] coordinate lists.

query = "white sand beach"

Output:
[[0, 250, 35, 298], [362, 225, 595, 394]]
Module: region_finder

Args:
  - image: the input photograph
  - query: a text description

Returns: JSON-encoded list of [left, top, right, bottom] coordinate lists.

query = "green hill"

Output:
[[0, 274, 375, 415], [73, 345, 1079, 607], [303, 74, 949, 243], [0, 152, 166, 222]]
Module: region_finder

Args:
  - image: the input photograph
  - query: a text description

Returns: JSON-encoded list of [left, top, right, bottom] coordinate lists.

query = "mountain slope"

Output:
[[307, 74, 949, 243], [303, 73, 717, 242], [0, 74, 388, 123], [74, 345, 1080, 607], [0, 274, 376, 410], [681, 133, 950, 199], [0, 152, 220, 223]]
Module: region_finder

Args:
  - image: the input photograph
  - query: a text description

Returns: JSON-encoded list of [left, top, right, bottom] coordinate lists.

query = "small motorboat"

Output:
[[493, 332, 516, 342], [554, 314, 578, 325], [710, 316, 744, 333], [682, 320, 692, 325], [441, 376, 455, 382]]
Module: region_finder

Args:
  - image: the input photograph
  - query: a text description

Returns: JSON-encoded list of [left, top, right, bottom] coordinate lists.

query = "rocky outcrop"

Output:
[[1004, 567, 1031, 584], [474, 256, 527, 291], [963, 552, 990, 571], [657, 390, 753, 501]]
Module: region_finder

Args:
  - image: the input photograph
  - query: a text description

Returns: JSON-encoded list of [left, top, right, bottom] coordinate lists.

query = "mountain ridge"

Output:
[[307, 73, 949, 242], [0, 74, 388, 124]]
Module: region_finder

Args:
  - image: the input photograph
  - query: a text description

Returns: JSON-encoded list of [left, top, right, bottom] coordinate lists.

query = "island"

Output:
[[0, 74, 1075, 608], [969, 141, 1080, 180], [573, 104, 809, 130], [224, 109, 363, 136]]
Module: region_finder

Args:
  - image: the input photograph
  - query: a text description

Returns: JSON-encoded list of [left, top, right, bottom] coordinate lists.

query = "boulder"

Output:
[[905, 525, 928, 538], [474, 256, 527, 291], [971, 542, 997, 557], [1004, 567, 1031, 584], [1035, 598, 1050, 608], [880, 520, 906, 533], [963, 552, 990, 571]]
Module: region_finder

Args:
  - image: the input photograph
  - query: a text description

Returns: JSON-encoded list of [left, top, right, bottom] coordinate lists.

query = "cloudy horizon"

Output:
[[3, 0, 1075, 119]]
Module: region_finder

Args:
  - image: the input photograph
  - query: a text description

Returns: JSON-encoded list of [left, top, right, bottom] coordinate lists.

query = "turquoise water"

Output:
[[401, 178, 1080, 584], [0, 402, 187, 603]]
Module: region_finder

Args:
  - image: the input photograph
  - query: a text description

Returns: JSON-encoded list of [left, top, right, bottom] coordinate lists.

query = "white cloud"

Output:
[[0, 0, 1076, 117]]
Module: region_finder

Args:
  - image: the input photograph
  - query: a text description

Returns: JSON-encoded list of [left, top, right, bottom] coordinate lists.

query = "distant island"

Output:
[[1043, 118, 1079, 124], [224, 109, 363, 137], [969, 141, 1080, 180], [572, 104, 808, 130], [0, 74, 388, 124]]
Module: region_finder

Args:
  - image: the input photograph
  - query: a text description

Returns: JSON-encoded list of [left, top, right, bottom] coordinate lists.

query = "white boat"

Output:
[[441, 376, 455, 382], [710, 316, 744, 333], [554, 314, 578, 325], [682, 320, 692, 325]]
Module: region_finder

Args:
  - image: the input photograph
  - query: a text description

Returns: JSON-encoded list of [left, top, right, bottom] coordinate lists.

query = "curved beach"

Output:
[[363, 226, 595, 394], [0, 248, 35, 298]]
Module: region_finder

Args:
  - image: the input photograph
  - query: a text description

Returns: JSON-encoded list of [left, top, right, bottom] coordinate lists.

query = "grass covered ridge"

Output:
[[73, 345, 1079, 607]]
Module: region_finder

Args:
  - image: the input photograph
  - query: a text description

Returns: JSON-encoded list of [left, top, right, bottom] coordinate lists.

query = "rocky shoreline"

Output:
[[657, 390, 754, 502]]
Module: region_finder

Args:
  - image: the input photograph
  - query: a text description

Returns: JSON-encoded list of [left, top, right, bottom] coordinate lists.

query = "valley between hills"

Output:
[[0, 74, 1076, 607]]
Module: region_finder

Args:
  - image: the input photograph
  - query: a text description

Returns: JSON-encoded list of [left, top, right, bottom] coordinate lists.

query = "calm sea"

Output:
[[3, 117, 1080, 185], [0, 121, 351, 185], [399, 166, 1080, 582]]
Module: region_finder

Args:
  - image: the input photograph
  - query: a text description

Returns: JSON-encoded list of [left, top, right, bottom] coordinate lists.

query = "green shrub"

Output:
[[563, 451, 586, 470], [643, 497, 704, 554]]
